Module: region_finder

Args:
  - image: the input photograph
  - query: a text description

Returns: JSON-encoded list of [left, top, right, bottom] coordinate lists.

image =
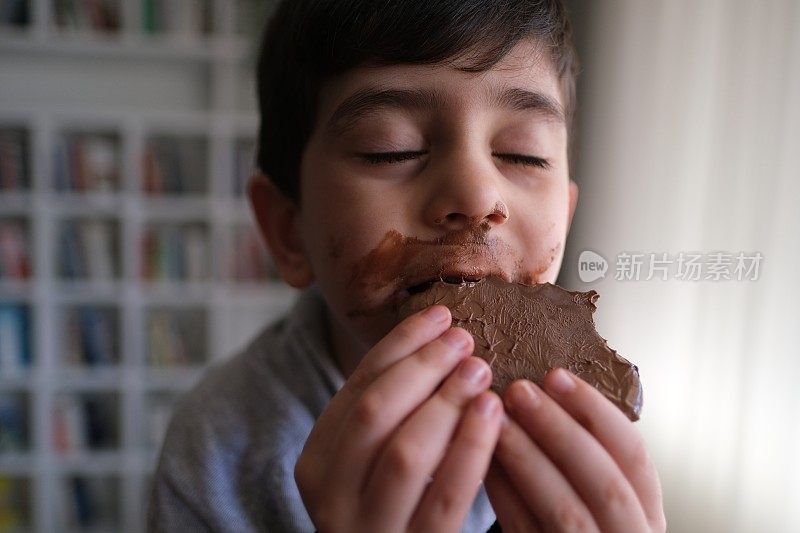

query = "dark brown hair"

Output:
[[256, 0, 579, 202]]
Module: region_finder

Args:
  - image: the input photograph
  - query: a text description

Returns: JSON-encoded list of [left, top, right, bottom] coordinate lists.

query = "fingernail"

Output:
[[441, 328, 470, 349], [475, 394, 499, 417], [458, 357, 488, 384], [548, 368, 576, 395], [424, 305, 450, 323], [513, 380, 541, 409]]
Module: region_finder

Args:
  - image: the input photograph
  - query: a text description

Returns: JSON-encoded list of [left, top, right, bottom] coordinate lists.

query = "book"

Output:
[[141, 0, 211, 38], [146, 309, 206, 368], [167, 0, 206, 41], [163, 225, 183, 279], [0, 476, 26, 531], [82, 220, 115, 281], [83, 135, 117, 192], [0, 305, 31, 375], [143, 136, 207, 195], [58, 475, 118, 529], [52, 394, 117, 453], [57, 221, 84, 279], [141, 223, 208, 282], [183, 225, 207, 281], [147, 310, 188, 367], [65, 306, 118, 366], [0, 219, 31, 280], [141, 0, 155, 33], [83, 396, 115, 449], [0, 0, 29, 27], [57, 219, 118, 281], [53, 0, 120, 32], [54, 133, 119, 193], [0, 394, 27, 452], [0, 128, 28, 191], [52, 395, 86, 453], [71, 477, 91, 527], [83, 307, 116, 366]]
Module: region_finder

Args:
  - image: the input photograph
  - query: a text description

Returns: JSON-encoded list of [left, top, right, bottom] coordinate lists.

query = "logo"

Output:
[[578, 250, 608, 283]]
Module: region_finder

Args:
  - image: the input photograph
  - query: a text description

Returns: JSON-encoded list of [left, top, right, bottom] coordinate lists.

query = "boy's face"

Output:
[[262, 38, 577, 352]]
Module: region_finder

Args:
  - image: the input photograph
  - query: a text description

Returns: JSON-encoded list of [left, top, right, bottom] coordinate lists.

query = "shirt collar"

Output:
[[284, 285, 346, 395]]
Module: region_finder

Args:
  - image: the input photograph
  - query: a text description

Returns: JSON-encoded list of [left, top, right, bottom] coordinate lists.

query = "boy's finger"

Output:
[[302, 305, 452, 459], [352, 304, 453, 390], [409, 392, 502, 532], [484, 461, 543, 533], [542, 368, 666, 530], [327, 325, 474, 495], [504, 379, 649, 532], [361, 356, 492, 525], [493, 413, 599, 533]]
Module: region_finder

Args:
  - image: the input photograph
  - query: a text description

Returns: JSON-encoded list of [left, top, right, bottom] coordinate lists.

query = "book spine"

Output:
[[142, 0, 156, 33], [82, 220, 114, 281], [0, 394, 26, 452], [0, 475, 23, 529], [0, 306, 30, 375], [58, 223, 78, 279], [53, 395, 87, 453], [0, 0, 30, 27], [0, 220, 30, 280], [184, 226, 206, 281], [84, 135, 118, 192], [0, 130, 27, 191], [79, 308, 99, 365], [66, 309, 82, 365]]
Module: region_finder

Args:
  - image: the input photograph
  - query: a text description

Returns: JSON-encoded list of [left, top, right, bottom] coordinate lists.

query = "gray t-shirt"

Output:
[[147, 288, 497, 532]]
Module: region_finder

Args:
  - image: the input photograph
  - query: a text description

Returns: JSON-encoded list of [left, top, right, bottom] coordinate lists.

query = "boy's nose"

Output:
[[422, 151, 509, 232]]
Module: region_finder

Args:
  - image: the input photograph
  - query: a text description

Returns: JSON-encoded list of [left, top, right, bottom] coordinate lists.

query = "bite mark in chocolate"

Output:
[[396, 277, 643, 421]]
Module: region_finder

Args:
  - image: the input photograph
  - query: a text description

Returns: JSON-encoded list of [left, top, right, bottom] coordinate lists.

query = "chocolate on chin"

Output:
[[396, 277, 643, 421]]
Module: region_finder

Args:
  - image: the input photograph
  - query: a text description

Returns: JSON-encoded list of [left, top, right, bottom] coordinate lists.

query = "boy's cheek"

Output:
[[302, 225, 402, 321], [504, 198, 570, 283]]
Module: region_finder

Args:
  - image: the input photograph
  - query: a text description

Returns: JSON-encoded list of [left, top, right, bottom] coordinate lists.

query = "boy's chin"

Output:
[[341, 284, 404, 319]]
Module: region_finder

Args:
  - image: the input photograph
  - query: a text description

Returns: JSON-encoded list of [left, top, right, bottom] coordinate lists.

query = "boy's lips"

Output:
[[343, 228, 525, 318], [399, 268, 505, 296], [405, 276, 481, 295], [346, 253, 509, 318], [386, 245, 519, 305]]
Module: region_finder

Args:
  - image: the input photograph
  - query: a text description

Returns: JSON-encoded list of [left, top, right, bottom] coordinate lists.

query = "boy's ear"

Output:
[[567, 179, 579, 234], [247, 171, 314, 289]]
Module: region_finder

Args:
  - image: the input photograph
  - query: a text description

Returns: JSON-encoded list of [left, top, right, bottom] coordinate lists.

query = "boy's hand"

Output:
[[295, 305, 503, 533], [485, 369, 667, 533]]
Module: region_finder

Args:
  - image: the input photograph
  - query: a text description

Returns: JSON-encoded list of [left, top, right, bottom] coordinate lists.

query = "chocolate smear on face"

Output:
[[518, 241, 562, 285], [396, 277, 643, 421], [344, 221, 515, 317]]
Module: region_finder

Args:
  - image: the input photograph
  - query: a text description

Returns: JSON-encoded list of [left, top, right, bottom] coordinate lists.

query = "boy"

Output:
[[149, 0, 666, 531]]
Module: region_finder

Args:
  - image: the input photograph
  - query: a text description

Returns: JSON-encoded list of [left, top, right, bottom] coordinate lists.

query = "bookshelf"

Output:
[[0, 0, 290, 531]]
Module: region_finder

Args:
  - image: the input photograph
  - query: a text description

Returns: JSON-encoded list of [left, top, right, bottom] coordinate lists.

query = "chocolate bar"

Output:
[[396, 277, 643, 421]]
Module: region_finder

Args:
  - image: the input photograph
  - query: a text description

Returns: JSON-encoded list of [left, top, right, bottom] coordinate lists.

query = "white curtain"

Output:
[[561, 1, 800, 531]]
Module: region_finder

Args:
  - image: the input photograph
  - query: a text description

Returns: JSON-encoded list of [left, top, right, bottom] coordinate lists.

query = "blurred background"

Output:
[[0, 0, 797, 532], [562, 1, 800, 532], [0, 1, 292, 531]]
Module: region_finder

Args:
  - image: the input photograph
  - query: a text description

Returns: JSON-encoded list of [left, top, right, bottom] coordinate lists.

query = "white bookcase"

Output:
[[0, 1, 293, 531]]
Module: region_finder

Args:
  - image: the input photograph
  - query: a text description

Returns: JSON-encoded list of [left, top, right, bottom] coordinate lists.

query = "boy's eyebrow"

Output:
[[326, 85, 565, 136], [493, 87, 565, 122]]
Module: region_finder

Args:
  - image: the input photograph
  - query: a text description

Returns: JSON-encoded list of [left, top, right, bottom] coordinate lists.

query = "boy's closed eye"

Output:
[[358, 150, 551, 169]]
